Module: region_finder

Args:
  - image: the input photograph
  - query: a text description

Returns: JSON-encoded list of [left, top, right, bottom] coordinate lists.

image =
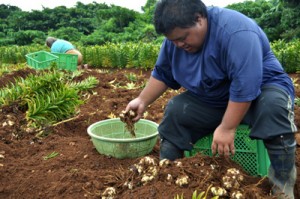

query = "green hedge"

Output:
[[80, 42, 160, 69], [1, 40, 299, 72], [0, 42, 160, 70], [271, 39, 300, 73]]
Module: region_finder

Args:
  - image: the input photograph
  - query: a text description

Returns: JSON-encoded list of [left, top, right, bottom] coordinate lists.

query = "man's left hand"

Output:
[[211, 126, 236, 156]]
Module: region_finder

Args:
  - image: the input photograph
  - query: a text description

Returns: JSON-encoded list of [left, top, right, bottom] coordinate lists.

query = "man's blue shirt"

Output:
[[51, 39, 75, 53], [152, 7, 294, 107]]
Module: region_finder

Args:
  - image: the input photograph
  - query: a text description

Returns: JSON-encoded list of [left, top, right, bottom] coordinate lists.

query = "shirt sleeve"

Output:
[[225, 31, 263, 102], [151, 40, 181, 90]]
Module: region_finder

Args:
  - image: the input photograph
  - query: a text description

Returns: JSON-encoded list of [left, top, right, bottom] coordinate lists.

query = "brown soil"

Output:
[[0, 67, 299, 199]]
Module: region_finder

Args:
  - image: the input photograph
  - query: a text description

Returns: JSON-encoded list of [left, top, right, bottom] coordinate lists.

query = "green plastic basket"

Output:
[[26, 51, 58, 69], [184, 125, 270, 176], [51, 53, 78, 71], [87, 118, 159, 159]]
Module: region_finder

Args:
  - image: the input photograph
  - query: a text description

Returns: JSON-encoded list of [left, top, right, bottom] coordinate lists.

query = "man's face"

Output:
[[166, 16, 207, 53]]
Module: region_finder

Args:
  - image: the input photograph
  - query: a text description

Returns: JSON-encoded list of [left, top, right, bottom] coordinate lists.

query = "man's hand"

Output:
[[125, 97, 146, 122], [211, 125, 236, 156], [211, 101, 251, 156], [124, 76, 169, 122]]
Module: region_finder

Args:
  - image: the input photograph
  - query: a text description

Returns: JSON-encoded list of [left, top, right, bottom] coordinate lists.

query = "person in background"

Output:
[[46, 37, 87, 69], [125, 0, 297, 198]]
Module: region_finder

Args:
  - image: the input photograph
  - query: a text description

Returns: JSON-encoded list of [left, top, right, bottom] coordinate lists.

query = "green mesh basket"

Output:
[[51, 53, 78, 71], [26, 51, 58, 69], [184, 125, 270, 176], [87, 118, 159, 159]]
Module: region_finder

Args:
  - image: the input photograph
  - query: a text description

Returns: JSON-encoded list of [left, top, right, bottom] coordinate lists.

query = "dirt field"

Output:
[[0, 67, 299, 199]]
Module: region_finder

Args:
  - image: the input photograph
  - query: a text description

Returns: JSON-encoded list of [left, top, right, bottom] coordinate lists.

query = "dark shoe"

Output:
[[159, 138, 183, 160]]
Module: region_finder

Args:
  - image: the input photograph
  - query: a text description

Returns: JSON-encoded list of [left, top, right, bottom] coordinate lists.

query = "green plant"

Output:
[[174, 186, 219, 199], [0, 69, 64, 107], [25, 87, 82, 127], [125, 72, 138, 82], [292, 77, 299, 89], [174, 193, 184, 199], [271, 39, 300, 73], [43, 151, 59, 160], [123, 82, 138, 90], [0, 67, 98, 130], [68, 76, 99, 91], [295, 97, 300, 106], [0, 63, 27, 75]]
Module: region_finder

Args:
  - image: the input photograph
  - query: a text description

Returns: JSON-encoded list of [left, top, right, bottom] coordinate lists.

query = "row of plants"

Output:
[[0, 44, 47, 64], [0, 42, 160, 70], [80, 42, 160, 69], [0, 39, 299, 72]]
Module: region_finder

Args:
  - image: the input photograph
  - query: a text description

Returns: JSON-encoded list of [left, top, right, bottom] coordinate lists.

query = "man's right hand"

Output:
[[125, 97, 147, 121], [125, 76, 169, 121]]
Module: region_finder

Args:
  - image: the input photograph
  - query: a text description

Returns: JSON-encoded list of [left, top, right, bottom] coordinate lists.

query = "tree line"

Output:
[[0, 0, 299, 46]]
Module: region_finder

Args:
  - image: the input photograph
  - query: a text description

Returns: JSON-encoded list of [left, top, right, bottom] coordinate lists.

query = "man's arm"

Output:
[[138, 76, 169, 106], [221, 101, 251, 129], [126, 76, 169, 120]]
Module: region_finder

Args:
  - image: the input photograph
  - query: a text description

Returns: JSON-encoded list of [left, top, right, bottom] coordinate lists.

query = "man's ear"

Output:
[[195, 14, 203, 25]]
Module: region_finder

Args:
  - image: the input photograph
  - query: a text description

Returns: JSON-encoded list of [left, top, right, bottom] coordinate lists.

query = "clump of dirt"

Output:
[[119, 110, 136, 137], [107, 154, 275, 198]]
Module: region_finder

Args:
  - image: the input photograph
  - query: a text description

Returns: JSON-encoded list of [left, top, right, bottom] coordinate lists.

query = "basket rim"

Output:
[[25, 50, 58, 57], [87, 118, 159, 143]]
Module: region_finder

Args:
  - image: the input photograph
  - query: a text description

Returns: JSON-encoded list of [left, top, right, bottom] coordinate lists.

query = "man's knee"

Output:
[[164, 95, 187, 117]]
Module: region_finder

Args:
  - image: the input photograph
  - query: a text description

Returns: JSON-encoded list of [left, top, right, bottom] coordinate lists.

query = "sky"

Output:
[[0, 0, 247, 12]]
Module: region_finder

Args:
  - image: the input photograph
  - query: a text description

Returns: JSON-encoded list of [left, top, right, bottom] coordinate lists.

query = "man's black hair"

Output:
[[154, 0, 207, 35]]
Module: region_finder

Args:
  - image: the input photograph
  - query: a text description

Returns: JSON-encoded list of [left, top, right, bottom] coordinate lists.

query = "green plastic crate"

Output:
[[184, 125, 270, 176], [51, 53, 78, 71], [26, 51, 58, 69]]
